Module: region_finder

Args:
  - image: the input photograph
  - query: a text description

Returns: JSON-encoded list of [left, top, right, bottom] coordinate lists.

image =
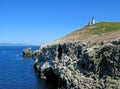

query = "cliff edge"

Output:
[[33, 22, 120, 89]]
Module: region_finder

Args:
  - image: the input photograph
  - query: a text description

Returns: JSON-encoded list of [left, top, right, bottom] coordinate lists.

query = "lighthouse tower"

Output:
[[88, 16, 95, 25], [91, 16, 95, 24]]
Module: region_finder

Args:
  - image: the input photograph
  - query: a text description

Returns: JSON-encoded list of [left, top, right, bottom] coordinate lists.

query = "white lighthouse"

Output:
[[88, 16, 95, 25], [91, 16, 95, 24]]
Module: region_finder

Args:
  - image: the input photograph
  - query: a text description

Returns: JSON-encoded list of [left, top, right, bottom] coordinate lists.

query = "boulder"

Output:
[[23, 48, 32, 57]]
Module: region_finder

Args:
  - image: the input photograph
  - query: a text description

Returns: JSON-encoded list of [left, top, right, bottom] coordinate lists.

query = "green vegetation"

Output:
[[53, 22, 120, 44], [91, 22, 120, 35]]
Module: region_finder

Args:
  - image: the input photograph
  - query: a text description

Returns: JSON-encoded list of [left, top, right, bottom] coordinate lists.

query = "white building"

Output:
[[91, 16, 95, 24], [88, 16, 95, 25]]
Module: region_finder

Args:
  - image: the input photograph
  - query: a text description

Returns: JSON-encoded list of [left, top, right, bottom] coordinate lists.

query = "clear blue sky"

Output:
[[0, 0, 120, 45]]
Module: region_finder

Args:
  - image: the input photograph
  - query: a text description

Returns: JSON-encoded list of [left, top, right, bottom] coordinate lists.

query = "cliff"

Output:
[[33, 22, 120, 89]]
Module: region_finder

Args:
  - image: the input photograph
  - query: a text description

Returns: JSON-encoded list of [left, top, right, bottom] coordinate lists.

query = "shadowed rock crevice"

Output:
[[44, 67, 59, 88], [58, 45, 63, 59]]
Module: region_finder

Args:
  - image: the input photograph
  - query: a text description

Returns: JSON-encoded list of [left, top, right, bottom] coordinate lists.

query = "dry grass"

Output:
[[52, 22, 120, 44]]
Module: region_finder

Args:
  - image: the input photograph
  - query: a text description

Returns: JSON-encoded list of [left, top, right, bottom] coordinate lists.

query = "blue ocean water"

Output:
[[0, 46, 55, 89]]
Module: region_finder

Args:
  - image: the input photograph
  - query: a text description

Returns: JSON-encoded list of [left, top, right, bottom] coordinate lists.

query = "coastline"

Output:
[[32, 39, 120, 89]]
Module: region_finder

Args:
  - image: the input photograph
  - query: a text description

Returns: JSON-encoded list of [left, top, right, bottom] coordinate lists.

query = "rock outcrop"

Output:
[[33, 39, 120, 89], [23, 48, 32, 57], [32, 50, 40, 59]]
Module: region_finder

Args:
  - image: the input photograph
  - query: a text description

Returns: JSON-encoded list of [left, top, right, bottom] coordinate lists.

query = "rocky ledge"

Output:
[[33, 39, 120, 89]]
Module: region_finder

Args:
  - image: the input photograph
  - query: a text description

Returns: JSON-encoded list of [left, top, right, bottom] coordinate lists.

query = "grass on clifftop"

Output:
[[53, 22, 120, 44], [90, 22, 120, 35]]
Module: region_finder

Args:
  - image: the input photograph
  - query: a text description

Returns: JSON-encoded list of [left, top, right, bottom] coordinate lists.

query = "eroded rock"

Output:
[[33, 39, 120, 89], [23, 48, 32, 57]]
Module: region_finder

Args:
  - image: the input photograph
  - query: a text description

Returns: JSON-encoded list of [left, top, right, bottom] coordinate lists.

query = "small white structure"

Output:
[[91, 16, 95, 24], [88, 16, 95, 25]]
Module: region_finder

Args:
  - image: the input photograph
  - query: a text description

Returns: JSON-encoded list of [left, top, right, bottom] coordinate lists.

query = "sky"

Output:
[[0, 0, 120, 45]]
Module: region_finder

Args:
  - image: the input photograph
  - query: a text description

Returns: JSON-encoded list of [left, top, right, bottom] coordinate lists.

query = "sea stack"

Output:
[[22, 48, 32, 57]]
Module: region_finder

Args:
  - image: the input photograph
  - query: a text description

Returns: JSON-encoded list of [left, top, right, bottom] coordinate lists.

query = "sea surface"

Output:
[[0, 46, 55, 89]]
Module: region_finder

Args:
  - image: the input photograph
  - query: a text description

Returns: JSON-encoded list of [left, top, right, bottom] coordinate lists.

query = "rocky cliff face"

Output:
[[33, 39, 120, 89]]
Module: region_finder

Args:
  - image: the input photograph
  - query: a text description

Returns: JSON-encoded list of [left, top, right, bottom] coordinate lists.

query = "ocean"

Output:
[[0, 46, 55, 89]]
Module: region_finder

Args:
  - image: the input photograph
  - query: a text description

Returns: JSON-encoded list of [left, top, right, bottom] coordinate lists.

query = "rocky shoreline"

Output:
[[23, 39, 120, 89]]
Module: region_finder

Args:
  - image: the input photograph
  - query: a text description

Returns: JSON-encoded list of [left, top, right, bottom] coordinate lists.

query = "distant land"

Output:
[[0, 43, 37, 46]]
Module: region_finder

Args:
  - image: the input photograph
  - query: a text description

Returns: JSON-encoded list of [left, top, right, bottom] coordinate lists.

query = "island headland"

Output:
[[24, 21, 120, 89]]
